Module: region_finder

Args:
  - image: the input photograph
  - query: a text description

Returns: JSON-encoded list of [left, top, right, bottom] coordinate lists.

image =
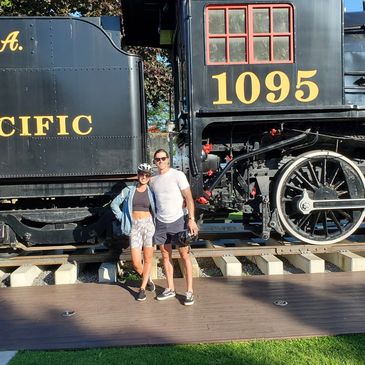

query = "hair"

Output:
[[153, 149, 169, 159]]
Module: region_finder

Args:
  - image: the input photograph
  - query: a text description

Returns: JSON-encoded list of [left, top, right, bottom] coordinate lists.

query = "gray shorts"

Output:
[[130, 216, 155, 249], [153, 216, 187, 246]]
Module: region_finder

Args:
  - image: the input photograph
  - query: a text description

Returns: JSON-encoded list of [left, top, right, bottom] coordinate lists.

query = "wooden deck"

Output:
[[1, 272, 365, 350]]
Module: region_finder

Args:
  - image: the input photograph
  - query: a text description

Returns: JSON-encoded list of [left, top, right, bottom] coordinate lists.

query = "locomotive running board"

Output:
[[298, 189, 365, 214]]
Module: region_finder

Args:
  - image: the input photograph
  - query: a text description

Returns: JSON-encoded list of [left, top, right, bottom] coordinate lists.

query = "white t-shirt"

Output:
[[150, 168, 190, 223]]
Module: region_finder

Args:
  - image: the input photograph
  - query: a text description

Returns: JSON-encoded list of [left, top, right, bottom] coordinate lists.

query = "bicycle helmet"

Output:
[[137, 163, 152, 174]]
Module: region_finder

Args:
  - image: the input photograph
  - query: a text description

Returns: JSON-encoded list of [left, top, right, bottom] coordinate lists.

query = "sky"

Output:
[[345, 0, 363, 11]]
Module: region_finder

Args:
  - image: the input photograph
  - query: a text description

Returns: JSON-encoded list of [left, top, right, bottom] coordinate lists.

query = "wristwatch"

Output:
[[189, 216, 195, 221]]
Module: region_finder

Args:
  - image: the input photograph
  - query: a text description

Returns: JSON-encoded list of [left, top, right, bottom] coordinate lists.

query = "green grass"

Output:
[[9, 334, 365, 365], [117, 269, 141, 283], [228, 211, 243, 221]]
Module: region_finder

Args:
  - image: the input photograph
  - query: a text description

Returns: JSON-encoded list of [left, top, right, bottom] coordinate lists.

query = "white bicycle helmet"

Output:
[[137, 163, 152, 174]]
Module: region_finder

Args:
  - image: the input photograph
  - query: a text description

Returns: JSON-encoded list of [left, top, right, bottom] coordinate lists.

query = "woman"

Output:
[[111, 163, 156, 301]]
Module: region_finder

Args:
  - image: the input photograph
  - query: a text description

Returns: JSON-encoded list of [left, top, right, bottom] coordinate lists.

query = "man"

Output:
[[150, 149, 199, 306]]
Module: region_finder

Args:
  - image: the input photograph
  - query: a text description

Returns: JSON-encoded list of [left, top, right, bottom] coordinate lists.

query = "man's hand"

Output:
[[181, 187, 199, 236], [187, 219, 199, 236]]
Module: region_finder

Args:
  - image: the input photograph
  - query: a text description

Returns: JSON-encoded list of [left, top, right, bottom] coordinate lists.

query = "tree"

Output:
[[0, 0, 12, 15], [0, 0, 122, 16], [129, 47, 173, 130]]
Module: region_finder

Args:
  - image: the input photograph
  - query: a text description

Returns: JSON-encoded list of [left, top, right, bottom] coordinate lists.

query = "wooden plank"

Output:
[[1, 272, 365, 350], [0, 252, 119, 268]]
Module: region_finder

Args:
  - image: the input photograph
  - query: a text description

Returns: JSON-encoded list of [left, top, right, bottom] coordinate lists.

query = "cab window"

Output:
[[205, 4, 294, 65]]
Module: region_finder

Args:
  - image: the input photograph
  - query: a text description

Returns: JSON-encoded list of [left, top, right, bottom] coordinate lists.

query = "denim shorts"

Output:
[[130, 216, 155, 249], [153, 216, 187, 246]]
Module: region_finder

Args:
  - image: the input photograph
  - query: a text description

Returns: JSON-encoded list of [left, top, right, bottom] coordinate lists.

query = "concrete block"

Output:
[[10, 265, 41, 287], [248, 254, 283, 275], [178, 253, 200, 278], [98, 262, 117, 283], [150, 256, 159, 280], [213, 255, 242, 277], [206, 242, 242, 277], [285, 253, 325, 273], [55, 263, 77, 285], [320, 251, 365, 272]]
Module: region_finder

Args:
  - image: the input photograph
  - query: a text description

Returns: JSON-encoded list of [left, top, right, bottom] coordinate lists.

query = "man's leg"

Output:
[[160, 243, 174, 290], [178, 245, 193, 293]]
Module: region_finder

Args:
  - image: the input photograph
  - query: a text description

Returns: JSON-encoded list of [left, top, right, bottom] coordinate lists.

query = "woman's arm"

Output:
[[110, 189, 127, 221]]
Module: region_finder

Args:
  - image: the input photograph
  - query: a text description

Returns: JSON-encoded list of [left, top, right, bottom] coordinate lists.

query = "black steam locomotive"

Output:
[[0, 0, 365, 257]]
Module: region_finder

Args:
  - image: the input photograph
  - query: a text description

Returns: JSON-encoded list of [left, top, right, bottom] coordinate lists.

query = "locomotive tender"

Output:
[[0, 16, 146, 256], [1, 0, 365, 257]]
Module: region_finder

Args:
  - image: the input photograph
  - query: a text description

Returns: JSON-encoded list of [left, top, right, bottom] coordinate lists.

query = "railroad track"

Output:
[[2, 240, 365, 268], [1, 222, 365, 267]]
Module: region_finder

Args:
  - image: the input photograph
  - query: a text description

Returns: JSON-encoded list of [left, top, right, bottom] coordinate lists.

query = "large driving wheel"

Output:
[[275, 150, 365, 244]]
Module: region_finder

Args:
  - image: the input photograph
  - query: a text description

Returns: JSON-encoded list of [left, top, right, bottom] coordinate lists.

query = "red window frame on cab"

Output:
[[205, 4, 294, 65]]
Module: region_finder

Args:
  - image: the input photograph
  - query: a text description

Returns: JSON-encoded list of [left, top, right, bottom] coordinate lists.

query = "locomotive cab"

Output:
[[179, 0, 344, 186]]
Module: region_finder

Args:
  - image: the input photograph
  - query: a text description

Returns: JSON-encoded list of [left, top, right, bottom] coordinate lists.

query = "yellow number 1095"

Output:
[[212, 70, 319, 105]]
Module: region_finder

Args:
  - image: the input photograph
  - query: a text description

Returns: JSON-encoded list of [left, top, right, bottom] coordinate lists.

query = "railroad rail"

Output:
[[123, 239, 365, 260]]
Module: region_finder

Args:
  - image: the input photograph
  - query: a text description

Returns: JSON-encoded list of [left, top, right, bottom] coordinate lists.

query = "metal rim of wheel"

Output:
[[275, 150, 365, 245]]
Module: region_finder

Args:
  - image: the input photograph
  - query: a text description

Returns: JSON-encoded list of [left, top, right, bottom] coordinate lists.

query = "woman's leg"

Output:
[[130, 247, 143, 276], [130, 221, 143, 276], [140, 217, 156, 289], [140, 246, 154, 289]]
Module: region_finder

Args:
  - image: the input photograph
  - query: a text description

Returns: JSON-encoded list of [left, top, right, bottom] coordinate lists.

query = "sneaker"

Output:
[[156, 288, 176, 301], [184, 291, 194, 306], [137, 289, 146, 301], [146, 278, 155, 292]]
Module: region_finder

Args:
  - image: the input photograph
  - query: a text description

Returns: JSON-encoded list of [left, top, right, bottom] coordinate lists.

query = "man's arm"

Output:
[[181, 187, 199, 235]]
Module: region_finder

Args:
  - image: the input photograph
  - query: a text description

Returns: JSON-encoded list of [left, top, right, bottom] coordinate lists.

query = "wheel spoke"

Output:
[[296, 214, 311, 229], [323, 158, 327, 185], [294, 169, 317, 190], [333, 180, 345, 191], [310, 212, 320, 235], [329, 167, 340, 186], [308, 161, 320, 187], [337, 209, 353, 222], [285, 183, 305, 192], [329, 211, 343, 231], [322, 211, 329, 237]]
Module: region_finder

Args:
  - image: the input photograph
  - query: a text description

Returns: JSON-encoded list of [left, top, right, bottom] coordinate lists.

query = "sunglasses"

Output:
[[138, 172, 151, 178], [154, 156, 168, 162]]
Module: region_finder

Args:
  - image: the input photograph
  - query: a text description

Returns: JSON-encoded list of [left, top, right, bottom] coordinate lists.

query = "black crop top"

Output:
[[133, 189, 150, 212]]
